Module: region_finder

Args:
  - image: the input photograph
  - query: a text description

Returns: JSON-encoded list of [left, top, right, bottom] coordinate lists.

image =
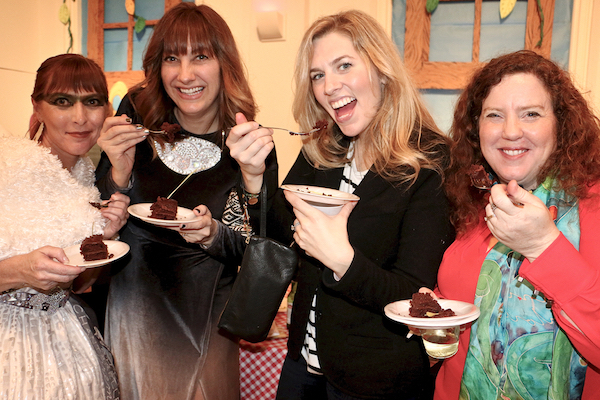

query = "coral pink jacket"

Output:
[[434, 185, 600, 400]]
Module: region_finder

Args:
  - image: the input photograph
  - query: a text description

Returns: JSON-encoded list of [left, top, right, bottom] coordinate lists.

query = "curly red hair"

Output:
[[446, 50, 600, 234]]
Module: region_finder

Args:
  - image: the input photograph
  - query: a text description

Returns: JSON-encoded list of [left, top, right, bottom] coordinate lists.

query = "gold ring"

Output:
[[484, 214, 495, 222]]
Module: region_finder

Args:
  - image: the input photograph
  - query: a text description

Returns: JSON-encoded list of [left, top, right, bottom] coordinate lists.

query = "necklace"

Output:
[[154, 134, 222, 175]]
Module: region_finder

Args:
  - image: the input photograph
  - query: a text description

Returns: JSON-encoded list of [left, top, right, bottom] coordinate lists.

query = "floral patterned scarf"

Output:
[[460, 178, 587, 399]]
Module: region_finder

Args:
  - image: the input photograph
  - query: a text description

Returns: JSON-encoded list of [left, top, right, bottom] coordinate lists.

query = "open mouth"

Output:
[[332, 97, 357, 118], [332, 97, 356, 110]]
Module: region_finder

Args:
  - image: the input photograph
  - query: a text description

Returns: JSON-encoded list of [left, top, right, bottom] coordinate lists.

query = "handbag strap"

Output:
[[259, 182, 267, 237]]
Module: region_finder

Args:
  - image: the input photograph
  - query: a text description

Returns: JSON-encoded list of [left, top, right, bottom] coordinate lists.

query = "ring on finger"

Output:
[[490, 202, 498, 212], [484, 214, 495, 222]]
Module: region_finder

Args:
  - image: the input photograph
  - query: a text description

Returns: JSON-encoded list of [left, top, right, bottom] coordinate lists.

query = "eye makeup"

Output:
[[44, 93, 107, 108]]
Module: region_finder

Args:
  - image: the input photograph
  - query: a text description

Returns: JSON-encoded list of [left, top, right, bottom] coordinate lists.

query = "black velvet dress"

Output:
[[96, 96, 278, 400]]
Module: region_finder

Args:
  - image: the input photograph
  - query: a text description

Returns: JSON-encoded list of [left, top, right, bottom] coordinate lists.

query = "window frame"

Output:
[[404, 0, 555, 89], [87, 0, 182, 88]]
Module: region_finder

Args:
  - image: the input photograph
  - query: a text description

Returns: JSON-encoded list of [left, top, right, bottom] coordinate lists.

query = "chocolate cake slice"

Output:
[[409, 292, 442, 317], [468, 164, 493, 189], [80, 234, 109, 261], [150, 196, 178, 220], [409, 292, 456, 318]]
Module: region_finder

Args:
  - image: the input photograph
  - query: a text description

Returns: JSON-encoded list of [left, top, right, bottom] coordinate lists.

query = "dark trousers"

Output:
[[276, 354, 376, 400]]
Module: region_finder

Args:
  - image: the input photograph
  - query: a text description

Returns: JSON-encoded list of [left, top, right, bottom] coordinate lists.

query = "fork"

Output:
[[136, 125, 173, 135], [139, 124, 319, 136], [90, 200, 114, 209], [259, 126, 320, 136], [471, 178, 525, 207]]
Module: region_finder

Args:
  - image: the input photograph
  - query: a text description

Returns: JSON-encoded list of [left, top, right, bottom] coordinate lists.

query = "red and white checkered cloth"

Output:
[[239, 312, 289, 400]]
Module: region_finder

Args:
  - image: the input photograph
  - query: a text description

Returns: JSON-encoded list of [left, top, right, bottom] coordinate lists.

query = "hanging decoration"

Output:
[[500, 0, 517, 19], [125, 0, 147, 33], [426, 0, 440, 13], [58, 0, 75, 53]]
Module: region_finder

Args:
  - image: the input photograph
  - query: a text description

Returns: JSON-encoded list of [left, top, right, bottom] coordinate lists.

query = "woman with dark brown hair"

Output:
[[95, 3, 277, 399], [429, 50, 600, 399]]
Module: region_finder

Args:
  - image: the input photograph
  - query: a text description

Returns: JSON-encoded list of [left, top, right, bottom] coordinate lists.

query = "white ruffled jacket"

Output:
[[0, 134, 105, 261]]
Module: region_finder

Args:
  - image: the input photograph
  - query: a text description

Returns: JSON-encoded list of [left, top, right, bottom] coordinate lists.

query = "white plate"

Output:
[[128, 203, 201, 227], [384, 299, 480, 329], [63, 240, 130, 268], [281, 184, 360, 206]]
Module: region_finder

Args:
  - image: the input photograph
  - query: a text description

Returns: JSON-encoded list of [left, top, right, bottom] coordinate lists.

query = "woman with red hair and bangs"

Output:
[[1, 53, 129, 400], [96, 3, 278, 399]]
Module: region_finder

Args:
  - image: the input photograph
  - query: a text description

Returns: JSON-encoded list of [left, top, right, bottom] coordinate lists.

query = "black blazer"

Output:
[[271, 150, 455, 399]]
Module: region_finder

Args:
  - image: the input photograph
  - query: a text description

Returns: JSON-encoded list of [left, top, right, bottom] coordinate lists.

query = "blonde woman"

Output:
[[228, 10, 454, 400]]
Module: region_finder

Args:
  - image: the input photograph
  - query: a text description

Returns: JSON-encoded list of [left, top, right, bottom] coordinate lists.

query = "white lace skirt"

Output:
[[0, 289, 118, 400]]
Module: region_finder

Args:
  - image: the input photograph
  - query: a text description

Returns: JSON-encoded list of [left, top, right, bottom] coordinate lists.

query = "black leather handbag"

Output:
[[218, 185, 298, 343]]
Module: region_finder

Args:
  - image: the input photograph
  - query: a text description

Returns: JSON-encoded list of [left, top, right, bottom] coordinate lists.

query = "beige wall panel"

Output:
[[0, 0, 81, 137]]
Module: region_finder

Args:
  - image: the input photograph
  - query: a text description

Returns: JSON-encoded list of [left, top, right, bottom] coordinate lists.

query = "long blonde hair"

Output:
[[293, 10, 447, 183]]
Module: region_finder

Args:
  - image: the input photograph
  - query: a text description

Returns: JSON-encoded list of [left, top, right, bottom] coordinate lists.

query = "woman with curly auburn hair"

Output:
[[446, 49, 600, 233], [95, 3, 278, 399], [228, 9, 454, 400], [424, 50, 600, 400]]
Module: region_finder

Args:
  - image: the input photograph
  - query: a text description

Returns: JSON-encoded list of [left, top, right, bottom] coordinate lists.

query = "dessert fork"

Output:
[[259, 126, 320, 136], [470, 178, 524, 207], [139, 124, 318, 136]]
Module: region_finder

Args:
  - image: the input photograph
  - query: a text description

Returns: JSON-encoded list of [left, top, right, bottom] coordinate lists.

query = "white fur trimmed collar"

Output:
[[0, 135, 105, 261]]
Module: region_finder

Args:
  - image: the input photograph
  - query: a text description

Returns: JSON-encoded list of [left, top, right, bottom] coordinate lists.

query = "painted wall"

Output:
[[0, 0, 82, 138]]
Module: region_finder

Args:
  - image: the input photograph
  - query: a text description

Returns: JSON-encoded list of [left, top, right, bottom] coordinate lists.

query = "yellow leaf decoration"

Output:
[[500, 0, 517, 19], [58, 3, 70, 25], [125, 0, 135, 16]]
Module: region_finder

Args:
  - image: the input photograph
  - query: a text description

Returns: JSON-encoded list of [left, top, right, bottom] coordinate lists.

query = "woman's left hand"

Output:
[[169, 205, 218, 247], [226, 113, 274, 194], [284, 191, 357, 277], [485, 180, 560, 262], [101, 192, 130, 239]]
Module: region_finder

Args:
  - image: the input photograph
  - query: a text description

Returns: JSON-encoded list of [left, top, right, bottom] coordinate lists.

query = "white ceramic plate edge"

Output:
[[281, 184, 359, 205], [128, 203, 200, 226], [63, 240, 130, 268], [384, 299, 480, 328]]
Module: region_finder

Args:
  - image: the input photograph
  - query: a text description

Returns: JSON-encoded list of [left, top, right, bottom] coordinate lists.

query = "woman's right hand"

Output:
[[226, 113, 274, 194], [0, 247, 86, 292], [97, 114, 148, 188]]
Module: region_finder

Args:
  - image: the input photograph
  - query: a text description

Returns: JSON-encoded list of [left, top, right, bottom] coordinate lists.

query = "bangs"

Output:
[[161, 12, 215, 57], [36, 59, 108, 101]]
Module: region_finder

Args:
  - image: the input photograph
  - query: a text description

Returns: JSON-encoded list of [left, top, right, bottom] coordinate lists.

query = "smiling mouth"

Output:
[[179, 87, 204, 95], [502, 149, 527, 156], [331, 97, 356, 110]]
